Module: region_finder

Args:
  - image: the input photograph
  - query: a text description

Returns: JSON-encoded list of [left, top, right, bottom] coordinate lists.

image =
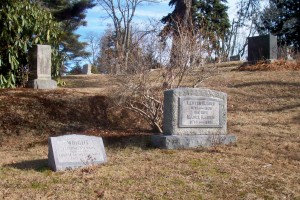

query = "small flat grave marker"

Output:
[[48, 134, 107, 171]]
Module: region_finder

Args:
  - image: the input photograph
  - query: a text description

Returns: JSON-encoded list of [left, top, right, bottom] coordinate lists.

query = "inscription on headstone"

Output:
[[48, 134, 107, 171], [162, 88, 227, 136], [179, 97, 221, 127]]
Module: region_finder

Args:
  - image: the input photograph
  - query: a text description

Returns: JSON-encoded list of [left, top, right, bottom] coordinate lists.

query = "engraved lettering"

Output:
[[179, 97, 222, 127]]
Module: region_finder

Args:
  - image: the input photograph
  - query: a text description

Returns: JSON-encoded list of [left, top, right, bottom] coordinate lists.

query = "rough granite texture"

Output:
[[163, 88, 227, 135], [152, 88, 237, 149], [151, 134, 237, 149], [48, 134, 107, 171], [27, 45, 57, 89], [28, 79, 57, 89]]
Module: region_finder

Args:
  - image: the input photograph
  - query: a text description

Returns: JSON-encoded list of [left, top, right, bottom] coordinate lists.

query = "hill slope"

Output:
[[0, 67, 299, 199]]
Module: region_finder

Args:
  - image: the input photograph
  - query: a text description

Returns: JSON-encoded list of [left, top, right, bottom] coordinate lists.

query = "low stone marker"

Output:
[[230, 55, 240, 61], [48, 134, 107, 171], [28, 45, 57, 89], [152, 88, 236, 149], [82, 64, 92, 75]]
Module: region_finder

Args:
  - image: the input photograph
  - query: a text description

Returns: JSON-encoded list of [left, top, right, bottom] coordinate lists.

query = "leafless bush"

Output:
[[108, 21, 218, 133]]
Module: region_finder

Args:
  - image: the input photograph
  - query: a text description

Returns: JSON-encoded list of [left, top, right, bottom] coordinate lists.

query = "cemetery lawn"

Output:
[[0, 63, 300, 199]]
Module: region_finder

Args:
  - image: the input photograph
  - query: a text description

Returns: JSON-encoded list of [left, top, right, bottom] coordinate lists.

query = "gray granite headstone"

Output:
[[248, 34, 277, 63], [28, 45, 57, 89], [48, 134, 107, 171], [152, 88, 236, 149], [82, 64, 92, 75]]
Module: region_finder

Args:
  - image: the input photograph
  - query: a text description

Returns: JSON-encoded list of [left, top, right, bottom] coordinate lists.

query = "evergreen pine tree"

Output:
[[257, 0, 300, 50], [161, 0, 230, 60], [38, 0, 96, 60]]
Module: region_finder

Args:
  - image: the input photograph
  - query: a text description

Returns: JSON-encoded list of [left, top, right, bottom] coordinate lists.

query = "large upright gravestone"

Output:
[[48, 134, 107, 171], [28, 45, 57, 89], [152, 88, 237, 149], [248, 34, 277, 63]]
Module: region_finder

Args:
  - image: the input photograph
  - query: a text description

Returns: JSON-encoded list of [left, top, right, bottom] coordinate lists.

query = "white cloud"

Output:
[[135, 9, 163, 18]]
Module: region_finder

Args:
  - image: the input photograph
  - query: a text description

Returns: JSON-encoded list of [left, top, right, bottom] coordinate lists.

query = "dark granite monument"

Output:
[[248, 34, 277, 63]]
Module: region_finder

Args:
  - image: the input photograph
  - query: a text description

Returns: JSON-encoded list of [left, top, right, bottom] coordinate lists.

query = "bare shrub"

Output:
[[108, 21, 217, 133]]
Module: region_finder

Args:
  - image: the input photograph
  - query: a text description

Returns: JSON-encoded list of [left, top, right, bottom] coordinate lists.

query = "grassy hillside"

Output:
[[0, 63, 299, 199]]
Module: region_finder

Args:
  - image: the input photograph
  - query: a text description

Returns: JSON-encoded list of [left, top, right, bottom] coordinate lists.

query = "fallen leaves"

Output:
[[238, 59, 300, 71]]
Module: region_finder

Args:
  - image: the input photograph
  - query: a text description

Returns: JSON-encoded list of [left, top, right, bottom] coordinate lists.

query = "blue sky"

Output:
[[75, 0, 239, 42]]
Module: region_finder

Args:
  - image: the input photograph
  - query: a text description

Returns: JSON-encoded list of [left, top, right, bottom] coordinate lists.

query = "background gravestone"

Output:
[[152, 88, 236, 149], [230, 55, 240, 61], [48, 134, 107, 171], [82, 64, 92, 75], [248, 34, 277, 63], [28, 45, 57, 89]]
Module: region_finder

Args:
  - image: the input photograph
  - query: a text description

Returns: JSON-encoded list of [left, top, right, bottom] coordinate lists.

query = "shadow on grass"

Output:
[[5, 159, 50, 172], [0, 89, 150, 139], [229, 102, 300, 113], [293, 114, 300, 124], [230, 81, 300, 88], [103, 134, 153, 150], [4, 135, 153, 172], [0, 90, 117, 138]]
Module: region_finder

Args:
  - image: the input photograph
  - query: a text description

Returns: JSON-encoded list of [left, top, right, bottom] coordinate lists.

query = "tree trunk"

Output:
[[170, 0, 192, 67]]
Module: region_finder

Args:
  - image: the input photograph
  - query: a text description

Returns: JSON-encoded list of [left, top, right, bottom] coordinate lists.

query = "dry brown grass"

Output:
[[0, 65, 300, 199]]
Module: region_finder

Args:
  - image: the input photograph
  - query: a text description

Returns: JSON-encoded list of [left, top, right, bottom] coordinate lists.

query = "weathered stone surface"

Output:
[[82, 64, 92, 75], [28, 45, 57, 89], [48, 134, 107, 171], [152, 134, 237, 149], [152, 88, 236, 149], [163, 88, 227, 135], [27, 79, 57, 89], [248, 34, 277, 63]]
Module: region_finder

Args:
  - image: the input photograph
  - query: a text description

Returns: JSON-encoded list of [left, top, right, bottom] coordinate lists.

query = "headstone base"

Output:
[[247, 59, 277, 65], [151, 134, 237, 149], [27, 79, 57, 89]]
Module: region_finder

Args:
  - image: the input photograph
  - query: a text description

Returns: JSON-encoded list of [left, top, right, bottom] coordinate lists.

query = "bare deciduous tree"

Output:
[[96, 0, 157, 74], [85, 32, 101, 67], [110, 21, 217, 133], [225, 0, 261, 58]]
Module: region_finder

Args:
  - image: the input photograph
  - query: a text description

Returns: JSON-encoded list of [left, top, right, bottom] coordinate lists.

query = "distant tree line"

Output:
[[93, 0, 299, 74]]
